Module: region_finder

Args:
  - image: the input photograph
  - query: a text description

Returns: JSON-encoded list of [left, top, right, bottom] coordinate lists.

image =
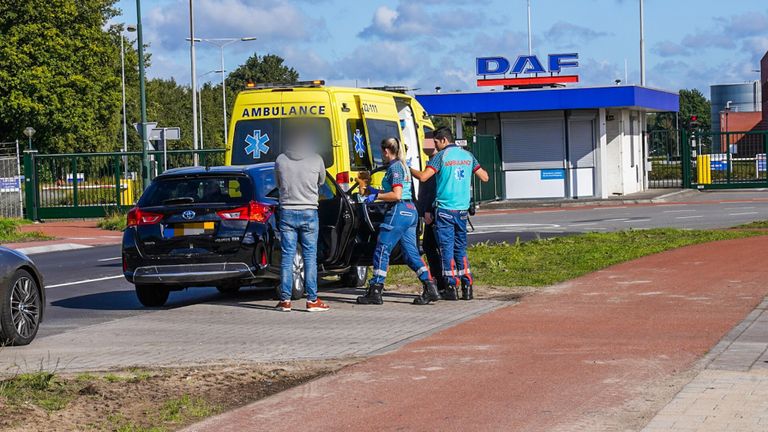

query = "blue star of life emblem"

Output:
[[244, 130, 270, 159], [353, 129, 366, 158], [455, 168, 466, 180]]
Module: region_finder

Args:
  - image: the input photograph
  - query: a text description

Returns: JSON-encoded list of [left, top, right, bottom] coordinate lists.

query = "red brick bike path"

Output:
[[187, 236, 768, 432]]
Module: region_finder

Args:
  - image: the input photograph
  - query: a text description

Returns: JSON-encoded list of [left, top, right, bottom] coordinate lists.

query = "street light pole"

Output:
[[120, 25, 136, 180], [135, 0, 150, 190], [639, 0, 646, 86], [189, 0, 199, 166], [193, 37, 256, 146], [527, 0, 532, 56]]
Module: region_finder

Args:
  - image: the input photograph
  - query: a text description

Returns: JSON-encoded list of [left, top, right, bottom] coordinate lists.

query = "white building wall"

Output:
[[603, 109, 645, 196]]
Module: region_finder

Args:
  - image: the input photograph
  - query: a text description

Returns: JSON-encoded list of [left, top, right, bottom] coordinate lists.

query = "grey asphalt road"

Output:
[[30, 191, 768, 339]]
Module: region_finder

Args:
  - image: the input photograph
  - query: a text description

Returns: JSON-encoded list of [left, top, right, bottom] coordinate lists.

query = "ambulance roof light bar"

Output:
[[363, 85, 416, 94], [245, 80, 325, 90]]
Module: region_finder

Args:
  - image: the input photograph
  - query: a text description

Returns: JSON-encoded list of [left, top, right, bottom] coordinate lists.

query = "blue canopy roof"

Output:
[[415, 86, 679, 115]]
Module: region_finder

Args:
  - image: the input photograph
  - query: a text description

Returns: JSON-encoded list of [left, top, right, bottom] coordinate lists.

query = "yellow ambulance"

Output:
[[225, 80, 435, 191]]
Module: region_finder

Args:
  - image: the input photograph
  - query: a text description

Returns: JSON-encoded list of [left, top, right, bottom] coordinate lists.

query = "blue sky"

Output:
[[114, 0, 768, 96]]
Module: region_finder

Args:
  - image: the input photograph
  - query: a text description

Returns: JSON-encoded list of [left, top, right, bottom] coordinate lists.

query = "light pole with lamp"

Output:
[[197, 70, 222, 151], [192, 37, 256, 146], [135, 0, 151, 189], [23, 127, 35, 151], [120, 24, 137, 179]]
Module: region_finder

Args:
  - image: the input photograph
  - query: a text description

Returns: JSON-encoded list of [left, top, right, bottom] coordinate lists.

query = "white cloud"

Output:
[[543, 21, 611, 48], [359, 2, 485, 41], [144, 0, 327, 52]]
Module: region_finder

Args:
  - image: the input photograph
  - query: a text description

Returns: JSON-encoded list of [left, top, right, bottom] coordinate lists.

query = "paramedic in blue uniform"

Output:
[[356, 137, 441, 306], [410, 127, 489, 300], [416, 146, 448, 297]]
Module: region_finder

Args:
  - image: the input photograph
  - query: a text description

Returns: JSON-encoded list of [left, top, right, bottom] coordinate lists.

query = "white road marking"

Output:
[[569, 222, 598, 227], [655, 204, 688, 207], [624, 218, 651, 222], [723, 207, 755, 210], [14, 243, 92, 255], [533, 209, 566, 214], [46, 275, 124, 289], [676, 215, 704, 219], [592, 206, 627, 210], [97, 257, 122, 262], [728, 212, 759, 216], [663, 209, 696, 213], [604, 218, 629, 222], [471, 223, 562, 230]]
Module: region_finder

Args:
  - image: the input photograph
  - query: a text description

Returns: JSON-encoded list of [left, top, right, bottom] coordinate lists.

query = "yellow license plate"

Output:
[[165, 222, 215, 237]]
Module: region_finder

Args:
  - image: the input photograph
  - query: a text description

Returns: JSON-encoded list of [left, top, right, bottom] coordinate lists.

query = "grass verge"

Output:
[[388, 228, 765, 288], [0, 217, 52, 243], [98, 210, 127, 231], [0, 361, 349, 432], [736, 220, 768, 229]]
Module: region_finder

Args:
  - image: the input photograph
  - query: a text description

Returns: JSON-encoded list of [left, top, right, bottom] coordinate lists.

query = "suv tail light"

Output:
[[217, 201, 273, 223], [126, 207, 163, 227], [336, 171, 350, 191]]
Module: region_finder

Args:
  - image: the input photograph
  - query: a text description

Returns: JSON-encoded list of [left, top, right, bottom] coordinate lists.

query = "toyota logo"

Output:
[[182, 210, 196, 220]]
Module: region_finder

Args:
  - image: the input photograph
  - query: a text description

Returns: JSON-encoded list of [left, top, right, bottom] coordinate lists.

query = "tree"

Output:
[[678, 89, 711, 131], [0, 0, 124, 153], [226, 54, 299, 94]]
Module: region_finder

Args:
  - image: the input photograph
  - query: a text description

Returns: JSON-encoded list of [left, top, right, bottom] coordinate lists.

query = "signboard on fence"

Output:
[[756, 154, 766, 173], [66, 173, 85, 183], [0, 176, 21, 192], [710, 154, 728, 172]]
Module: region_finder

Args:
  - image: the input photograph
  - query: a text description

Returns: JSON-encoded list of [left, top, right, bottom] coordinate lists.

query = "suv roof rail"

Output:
[[245, 79, 325, 90]]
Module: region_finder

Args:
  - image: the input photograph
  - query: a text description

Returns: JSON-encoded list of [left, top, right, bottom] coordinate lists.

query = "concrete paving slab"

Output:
[[0, 289, 503, 373]]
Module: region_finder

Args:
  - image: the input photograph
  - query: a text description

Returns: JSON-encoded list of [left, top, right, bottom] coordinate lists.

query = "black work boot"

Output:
[[357, 283, 383, 305], [413, 280, 440, 305], [461, 282, 474, 300], [443, 284, 459, 301]]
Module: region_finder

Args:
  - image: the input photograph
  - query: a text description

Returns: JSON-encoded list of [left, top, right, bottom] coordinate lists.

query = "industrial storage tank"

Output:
[[710, 81, 761, 132]]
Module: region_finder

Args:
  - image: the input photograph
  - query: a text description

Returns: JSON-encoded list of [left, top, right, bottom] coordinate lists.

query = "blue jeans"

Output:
[[369, 202, 431, 286], [434, 208, 471, 287], [279, 209, 319, 301]]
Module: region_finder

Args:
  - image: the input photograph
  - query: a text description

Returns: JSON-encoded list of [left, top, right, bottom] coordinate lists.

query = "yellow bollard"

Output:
[[697, 155, 712, 185], [120, 179, 135, 205]]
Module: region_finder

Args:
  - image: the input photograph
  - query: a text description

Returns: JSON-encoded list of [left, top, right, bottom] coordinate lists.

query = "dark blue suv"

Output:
[[122, 163, 402, 307]]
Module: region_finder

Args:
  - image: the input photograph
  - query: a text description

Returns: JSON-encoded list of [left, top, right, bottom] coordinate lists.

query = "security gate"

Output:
[[0, 141, 23, 218], [468, 135, 503, 203], [682, 129, 768, 189]]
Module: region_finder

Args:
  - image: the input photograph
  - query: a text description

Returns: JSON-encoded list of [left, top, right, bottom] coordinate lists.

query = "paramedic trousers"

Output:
[[369, 202, 431, 286], [434, 208, 472, 287]]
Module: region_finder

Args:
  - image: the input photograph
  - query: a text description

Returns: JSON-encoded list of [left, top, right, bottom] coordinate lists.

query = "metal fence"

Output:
[[24, 148, 225, 220], [683, 129, 768, 189], [646, 130, 682, 188], [0, 141, 23, 218]]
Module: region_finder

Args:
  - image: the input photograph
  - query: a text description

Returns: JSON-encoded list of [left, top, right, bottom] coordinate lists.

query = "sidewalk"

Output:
[[643, 298, 768, 432], [3, 220, 121, 254], [186, 236, 768, 432]]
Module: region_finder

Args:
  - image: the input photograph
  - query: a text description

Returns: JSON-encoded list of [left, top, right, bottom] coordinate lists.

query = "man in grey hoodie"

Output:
[[274, 129, 330, 312]]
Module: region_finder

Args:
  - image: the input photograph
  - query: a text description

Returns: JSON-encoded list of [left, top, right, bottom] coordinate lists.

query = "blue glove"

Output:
[[366, 186, 380, 195], [364, 193, 378, 204]]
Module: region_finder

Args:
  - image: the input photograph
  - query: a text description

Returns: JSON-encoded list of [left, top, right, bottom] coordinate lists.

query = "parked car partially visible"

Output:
[[0, 247, 45, 345]]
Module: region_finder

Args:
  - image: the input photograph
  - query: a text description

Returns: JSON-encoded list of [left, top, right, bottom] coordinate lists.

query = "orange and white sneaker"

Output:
[[275, 300, 292, 312], [306, 298, 330, 312]]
